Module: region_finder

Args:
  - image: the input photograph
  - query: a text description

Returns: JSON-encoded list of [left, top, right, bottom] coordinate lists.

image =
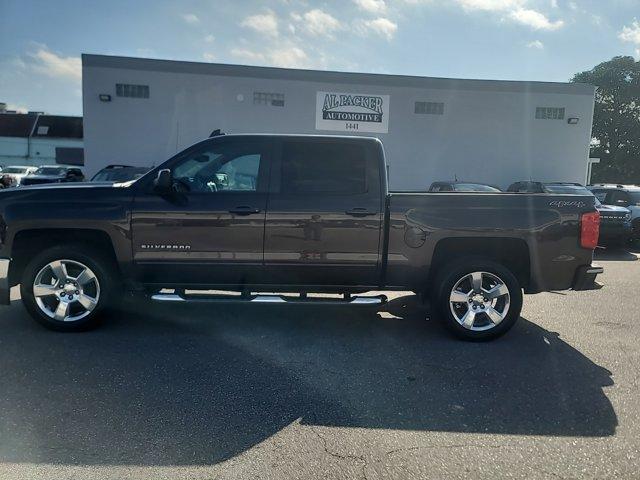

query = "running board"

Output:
[[150, 292, 387, 305]]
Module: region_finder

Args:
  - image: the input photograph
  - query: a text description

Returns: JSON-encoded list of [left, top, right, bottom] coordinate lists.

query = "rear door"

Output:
[[131, 137, 272, 286], [263, 137, 383, 287]]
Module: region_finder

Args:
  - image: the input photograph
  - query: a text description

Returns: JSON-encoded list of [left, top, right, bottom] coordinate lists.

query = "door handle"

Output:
[[345, 207, 377, 217], [229, 206, 261, 215]]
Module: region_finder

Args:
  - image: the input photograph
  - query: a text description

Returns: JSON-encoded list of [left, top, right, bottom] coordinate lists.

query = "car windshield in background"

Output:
[[91, 168, 149, 182], [544, 185, 601, 205], [34, 167, 65, 175], [2, 167, 28, 174], [629, 191, 640, 203], [544, 185, 592, 195], [455, 183, 501, 192]]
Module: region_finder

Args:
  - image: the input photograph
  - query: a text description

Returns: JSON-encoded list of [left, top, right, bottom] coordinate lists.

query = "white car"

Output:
[[0, 166, 38, 187]]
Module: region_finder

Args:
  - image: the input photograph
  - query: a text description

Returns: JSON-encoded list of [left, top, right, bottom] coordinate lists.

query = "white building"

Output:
[[0, 112, 84, 168], [82, 54, 596, 190]]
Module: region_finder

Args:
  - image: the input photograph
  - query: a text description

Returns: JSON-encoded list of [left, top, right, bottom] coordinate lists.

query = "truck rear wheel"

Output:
[[433, 259, 523, 341], [20, 245, 117, 331]]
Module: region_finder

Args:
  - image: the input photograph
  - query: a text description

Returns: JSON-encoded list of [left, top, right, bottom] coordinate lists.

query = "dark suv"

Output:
[[588, 184, 640, 240], [21, 166, 85, 186]]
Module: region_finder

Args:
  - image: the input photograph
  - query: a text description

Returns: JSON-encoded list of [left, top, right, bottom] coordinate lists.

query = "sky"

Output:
[[1, 0, 639, 116]]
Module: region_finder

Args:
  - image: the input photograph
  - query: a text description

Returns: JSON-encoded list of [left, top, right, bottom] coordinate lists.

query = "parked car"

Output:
[[20, 166, 85, 186], [0, 134, 602, 340], [507, 182, 632, 246], [0, 166, 38, 187], [91, 165, 150, 183], [588, 184, 640, 240], [428, 181, 501, 192]]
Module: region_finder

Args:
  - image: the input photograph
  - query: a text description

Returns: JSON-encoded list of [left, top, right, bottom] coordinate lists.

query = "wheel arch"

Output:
[[9, 228, 121, 287], [429, 237, 531, 290]]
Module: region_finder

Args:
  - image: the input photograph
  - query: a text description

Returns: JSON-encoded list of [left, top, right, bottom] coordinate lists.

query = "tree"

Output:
[[571, 56, 640, 183]]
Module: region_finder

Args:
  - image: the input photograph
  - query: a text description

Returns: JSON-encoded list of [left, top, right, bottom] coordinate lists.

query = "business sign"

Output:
[[315, 91, 390, 134]]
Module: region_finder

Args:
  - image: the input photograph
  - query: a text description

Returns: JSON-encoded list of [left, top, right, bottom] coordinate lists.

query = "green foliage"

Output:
[[571, 56, 640, 183]]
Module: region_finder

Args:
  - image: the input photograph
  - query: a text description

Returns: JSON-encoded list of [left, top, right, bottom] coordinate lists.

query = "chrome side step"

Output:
[[150, 292, 387, 305]]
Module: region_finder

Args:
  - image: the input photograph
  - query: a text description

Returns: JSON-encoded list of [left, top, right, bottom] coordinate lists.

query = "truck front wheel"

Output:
[[20, 245, 117, 331], [433, 259, 523, 341]]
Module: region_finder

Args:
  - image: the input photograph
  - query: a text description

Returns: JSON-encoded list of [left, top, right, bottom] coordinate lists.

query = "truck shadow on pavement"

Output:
[[594, 247, 639, 261], [0, 294, 616, 466]]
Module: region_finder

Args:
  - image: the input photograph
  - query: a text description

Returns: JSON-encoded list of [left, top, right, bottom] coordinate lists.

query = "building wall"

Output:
[[83, 58, 595, 190], [0, 136, 83, 167]]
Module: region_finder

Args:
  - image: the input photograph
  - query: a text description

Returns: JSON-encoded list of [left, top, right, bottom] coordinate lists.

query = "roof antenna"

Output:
[[209, 129, 225, 137]]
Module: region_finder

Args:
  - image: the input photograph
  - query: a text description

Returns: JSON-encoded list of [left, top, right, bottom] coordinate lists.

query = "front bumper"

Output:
[[0, 259, 9, 305], [599, 222, 632, 244], [572, 263, 603, 291]]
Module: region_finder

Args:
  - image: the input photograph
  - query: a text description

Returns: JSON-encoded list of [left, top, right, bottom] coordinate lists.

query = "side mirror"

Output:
[[153, 169, 173, 192]]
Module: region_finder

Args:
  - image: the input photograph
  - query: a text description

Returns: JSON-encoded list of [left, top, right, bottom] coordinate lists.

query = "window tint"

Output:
[[609, 190, 632, 206], [629, 192, 640, 203], [281, 141, 367, 195], [172, 144, 262, 193], [591, 190, 607, 202], [35, 167, 65, 175]]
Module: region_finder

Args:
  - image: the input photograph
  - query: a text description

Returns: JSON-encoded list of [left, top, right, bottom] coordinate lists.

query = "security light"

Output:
[[567, 117, 579, 124], [99, 94, 112, 102]]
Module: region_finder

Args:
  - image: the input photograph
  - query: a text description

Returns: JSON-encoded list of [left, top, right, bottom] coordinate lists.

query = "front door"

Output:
[[131, 137, 272, 286], [263, 137, 384, 287]]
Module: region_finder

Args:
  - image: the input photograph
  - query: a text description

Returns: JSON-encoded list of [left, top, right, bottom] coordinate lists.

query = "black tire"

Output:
[[20, 244, 117, 331], [432, 258, 523, 341]]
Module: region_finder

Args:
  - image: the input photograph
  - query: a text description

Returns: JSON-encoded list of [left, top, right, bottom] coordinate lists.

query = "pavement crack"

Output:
[[308, 415, 368, 480]]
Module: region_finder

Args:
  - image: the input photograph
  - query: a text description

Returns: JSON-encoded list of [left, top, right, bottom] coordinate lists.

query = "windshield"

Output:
[[544, 185, 600, 205], [629, 191, 640, 203], [454, 183, 501, 192], [34, 167, 65, 175], [2, 167, 28, 174], [92, 168, 148, 182]]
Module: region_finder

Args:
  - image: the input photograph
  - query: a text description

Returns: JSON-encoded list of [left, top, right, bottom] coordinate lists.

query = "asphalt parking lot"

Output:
[[0, 248, 639, 479]]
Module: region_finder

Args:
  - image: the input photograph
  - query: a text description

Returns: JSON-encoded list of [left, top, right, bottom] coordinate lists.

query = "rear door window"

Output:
[[280, 140, 367, 195]]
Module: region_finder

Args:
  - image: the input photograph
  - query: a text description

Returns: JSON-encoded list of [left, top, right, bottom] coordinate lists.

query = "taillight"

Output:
[[580, 211, 600, 249]]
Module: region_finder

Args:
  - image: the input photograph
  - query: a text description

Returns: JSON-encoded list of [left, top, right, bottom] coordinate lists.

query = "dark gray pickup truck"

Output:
[[0, 134, 602, 340]]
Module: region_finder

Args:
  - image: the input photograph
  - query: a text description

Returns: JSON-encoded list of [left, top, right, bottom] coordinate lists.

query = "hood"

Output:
[[596, 204, 630, 214], [23, 174, 65, 180], [1, 173, 30, 178], [0, 181, 133, 207], [9, 181, 119, 191]]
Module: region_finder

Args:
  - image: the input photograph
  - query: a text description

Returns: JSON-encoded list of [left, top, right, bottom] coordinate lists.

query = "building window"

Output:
[[253, 91, 285, 107], [415, 101, 444, 115], [535, 107, 565, 120], [116, 83, 150, 99]]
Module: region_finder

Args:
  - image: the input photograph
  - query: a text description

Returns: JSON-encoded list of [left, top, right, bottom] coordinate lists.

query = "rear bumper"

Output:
[[0, 259, 9, 305], [572, 263, 603, 291]]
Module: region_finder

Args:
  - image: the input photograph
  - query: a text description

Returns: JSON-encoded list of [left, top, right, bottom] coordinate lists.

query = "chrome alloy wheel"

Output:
[[32, 259, 100, 322], [449, 271, 510, 332]]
